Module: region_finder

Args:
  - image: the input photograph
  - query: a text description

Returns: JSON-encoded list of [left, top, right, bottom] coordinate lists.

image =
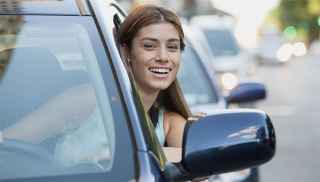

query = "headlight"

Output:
[[292, 42, 307, 57], [276, 43, 293, 62], [221, 72, 238, 90]]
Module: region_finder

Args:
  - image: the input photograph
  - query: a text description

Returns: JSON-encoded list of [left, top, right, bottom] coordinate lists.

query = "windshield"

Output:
[[0, 16, 119, 179], [178, 43, 218, 106], [203, 29, 240, 57]]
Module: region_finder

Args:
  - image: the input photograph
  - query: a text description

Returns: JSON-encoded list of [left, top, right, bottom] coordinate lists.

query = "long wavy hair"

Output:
[[118, 5, 190, 119]]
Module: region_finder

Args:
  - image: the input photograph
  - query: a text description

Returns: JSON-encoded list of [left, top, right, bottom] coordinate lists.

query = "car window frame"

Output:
[[106, 3, 193, 169]]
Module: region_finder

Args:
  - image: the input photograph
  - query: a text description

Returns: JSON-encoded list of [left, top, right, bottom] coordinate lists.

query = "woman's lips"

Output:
[[148, 67, 172, 78]]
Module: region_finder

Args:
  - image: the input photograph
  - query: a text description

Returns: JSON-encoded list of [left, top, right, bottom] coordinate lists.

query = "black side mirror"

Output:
[[226, 82, 266, 104], [163, 109, 276, 181]]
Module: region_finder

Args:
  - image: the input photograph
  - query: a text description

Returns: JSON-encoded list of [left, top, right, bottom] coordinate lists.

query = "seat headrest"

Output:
[[0, 47, 88, 129]]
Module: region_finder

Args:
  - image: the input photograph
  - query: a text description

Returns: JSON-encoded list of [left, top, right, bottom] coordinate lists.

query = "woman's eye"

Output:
[[167, 44, 179, 51], [143, 43, 155, 49]]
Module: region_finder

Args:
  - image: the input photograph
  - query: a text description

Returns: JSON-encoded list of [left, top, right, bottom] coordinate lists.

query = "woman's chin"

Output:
[[150, 82, 172, 91], [140, 77, 175, 92]]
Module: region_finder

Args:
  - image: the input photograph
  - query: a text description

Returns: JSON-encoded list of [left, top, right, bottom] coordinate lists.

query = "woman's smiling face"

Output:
[[128, 22, 181, 93]]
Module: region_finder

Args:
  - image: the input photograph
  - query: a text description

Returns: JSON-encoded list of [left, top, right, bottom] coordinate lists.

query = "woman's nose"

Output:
[[157, 45, 169, 62]]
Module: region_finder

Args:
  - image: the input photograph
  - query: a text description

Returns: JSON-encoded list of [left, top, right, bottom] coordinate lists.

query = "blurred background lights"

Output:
[[221, 72, 238, 90], [283, 26, 297, 40], [292, 42, 307, 57], [211, 0, 280, 49], [276, 43, 293, 62]]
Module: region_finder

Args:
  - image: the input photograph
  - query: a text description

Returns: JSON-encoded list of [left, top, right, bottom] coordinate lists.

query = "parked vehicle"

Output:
[[178, 25, 267, 182], [190, 15, 256, 93], [255, 28, 307, 65], [0, 1, 276, 181], [256, 31, 291, 65]]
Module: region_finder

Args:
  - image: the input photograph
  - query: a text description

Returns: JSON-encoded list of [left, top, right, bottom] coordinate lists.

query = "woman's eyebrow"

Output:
[[141, 37, 158, 42], [167, 39, 180, 43], [140, 38, 180, 42]]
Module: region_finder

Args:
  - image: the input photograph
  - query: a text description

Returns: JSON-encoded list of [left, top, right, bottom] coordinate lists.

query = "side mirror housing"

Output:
[[164, 109, 276, 181], [226, 82, 266, 104]]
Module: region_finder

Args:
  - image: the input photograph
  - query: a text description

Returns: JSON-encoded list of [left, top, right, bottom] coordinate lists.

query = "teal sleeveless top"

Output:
[[154, 108, 165, 146]]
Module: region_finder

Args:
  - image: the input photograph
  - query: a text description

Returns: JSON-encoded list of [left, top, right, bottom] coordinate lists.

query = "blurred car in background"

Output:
[[255, 29, 307, 65], [256, 32, 291, 64], [189, 15, 256, 93], [177, 25, 267, 182]]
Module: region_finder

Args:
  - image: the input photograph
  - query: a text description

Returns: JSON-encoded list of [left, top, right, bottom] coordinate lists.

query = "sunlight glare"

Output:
[[211, 0, 280, 48]]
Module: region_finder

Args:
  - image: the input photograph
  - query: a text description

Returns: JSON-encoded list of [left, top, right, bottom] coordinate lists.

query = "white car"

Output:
[[190, 15, 256, 93], [178, 25, 267, 182], [256, 32, 291, 64]]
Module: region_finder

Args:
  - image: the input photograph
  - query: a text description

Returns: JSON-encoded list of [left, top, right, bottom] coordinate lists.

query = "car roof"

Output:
[[0, 0, 90, 15]]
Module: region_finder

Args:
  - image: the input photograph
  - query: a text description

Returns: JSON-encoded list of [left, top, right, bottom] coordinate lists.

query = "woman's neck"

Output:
[[137, 86, 160, 112]]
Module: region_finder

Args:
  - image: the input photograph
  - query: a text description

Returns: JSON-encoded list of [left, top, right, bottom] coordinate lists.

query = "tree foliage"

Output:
[[274, 0, 320, 44]]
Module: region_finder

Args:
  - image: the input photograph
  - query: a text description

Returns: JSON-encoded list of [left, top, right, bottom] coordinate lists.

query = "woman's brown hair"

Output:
[[118, 4, 185, 51], [118, 5, 191, 119]]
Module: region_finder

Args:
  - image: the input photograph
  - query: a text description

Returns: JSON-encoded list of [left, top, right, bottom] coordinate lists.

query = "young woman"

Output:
[[118, 5, 188, 148]]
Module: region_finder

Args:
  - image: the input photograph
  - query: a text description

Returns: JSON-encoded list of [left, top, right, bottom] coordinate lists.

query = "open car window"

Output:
[[109, 4, 172, 165], [110, 5, 192, 167]]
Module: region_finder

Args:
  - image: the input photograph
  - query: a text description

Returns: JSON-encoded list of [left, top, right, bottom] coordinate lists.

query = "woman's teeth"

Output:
[[149, 68, 171, 74]]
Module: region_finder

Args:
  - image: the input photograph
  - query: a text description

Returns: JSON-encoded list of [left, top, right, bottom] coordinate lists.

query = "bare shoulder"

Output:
[[165, 111, 186, 125], [163, 111, 187, 147], [164, 111, 187, 133]]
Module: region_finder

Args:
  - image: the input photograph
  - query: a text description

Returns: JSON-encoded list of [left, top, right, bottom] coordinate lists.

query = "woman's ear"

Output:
[[120, 44, 131, 65], [120, 44, 132, 71], [120, 44, 130, 63]]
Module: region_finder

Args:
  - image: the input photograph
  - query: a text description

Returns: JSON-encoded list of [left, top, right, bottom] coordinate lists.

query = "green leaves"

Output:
[[272, 0, 320, 44]]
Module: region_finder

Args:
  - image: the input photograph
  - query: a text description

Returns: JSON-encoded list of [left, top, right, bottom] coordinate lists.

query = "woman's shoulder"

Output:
[[164, 110, 186, 125], [163, 110, 187, 147]]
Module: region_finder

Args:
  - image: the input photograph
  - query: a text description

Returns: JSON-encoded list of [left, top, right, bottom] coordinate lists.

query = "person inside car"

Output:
[[118, 5, 188, 149]]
